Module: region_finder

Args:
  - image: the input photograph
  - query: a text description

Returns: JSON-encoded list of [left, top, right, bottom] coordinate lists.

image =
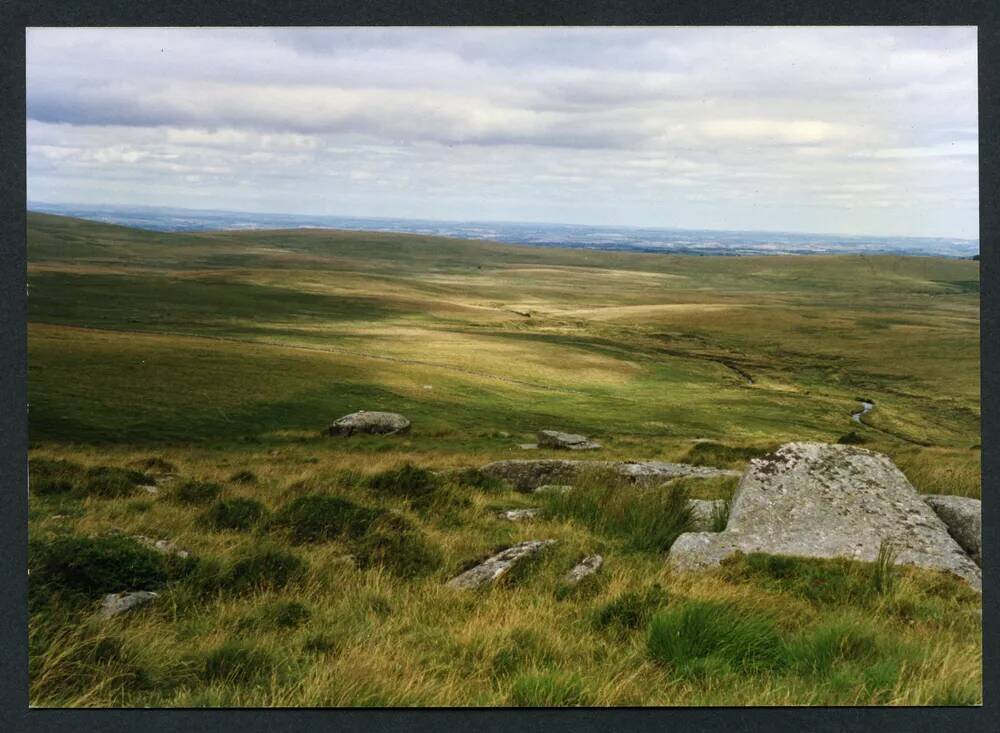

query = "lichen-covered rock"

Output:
[[616, 462, 742, 482], [689, 499, 728, 532], [923, 495, 981, 566], [479, 459, 738, 491], [497, 508, 541, 521], [446, 540, 555, 589], [668, 443, 981, 590], [327, 411, 411, 437], [538, 430, 601, 450], [98, 591, 158, 619], [564, 555, 603, 585]]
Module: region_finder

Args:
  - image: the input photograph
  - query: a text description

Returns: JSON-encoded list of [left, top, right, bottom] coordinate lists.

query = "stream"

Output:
[[851, 400, 874, 424]]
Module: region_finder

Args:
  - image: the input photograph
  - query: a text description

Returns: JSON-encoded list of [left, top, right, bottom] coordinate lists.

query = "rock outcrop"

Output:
[[668, 443, 981, 590], [98, 591, 158, 619], [446, 540, 555, 589], [923, 495, 981, 566], [479, 459, 738, 492], [537, 430, 601, 451], [564, 555, 603, 585], [327, 411, 411, 437]]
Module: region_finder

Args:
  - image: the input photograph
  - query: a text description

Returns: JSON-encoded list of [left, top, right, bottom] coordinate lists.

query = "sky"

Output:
[[26, 27, 979, 239]]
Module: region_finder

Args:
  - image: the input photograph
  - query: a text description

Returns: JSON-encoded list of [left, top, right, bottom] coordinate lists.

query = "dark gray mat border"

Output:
[[1, 2, 996, 732]]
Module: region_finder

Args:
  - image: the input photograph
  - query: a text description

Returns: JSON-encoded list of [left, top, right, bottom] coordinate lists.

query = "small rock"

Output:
[[538, 430, 601, 451], [327, 410, 411, 437], [923, 495, 981, 566], [139, 484, 160, 495], [422, 385, 433, 390], [98, 591, 158, 619], [689, 499, 728, 532], [533, 484, 575, 495], [564, 555, 603, 585], [498, 431, 511, 438], [447, 540, 555, 590], [518, 443, 539, 450], [498, 508, 541, 521], [133, 535, 191, 559]]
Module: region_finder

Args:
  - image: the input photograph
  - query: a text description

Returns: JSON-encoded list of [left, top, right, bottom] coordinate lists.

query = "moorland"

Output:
[[26, 212, 982, 706]]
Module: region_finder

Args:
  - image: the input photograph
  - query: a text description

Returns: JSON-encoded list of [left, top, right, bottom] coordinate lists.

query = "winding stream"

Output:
[[851, 400, 874, 424]]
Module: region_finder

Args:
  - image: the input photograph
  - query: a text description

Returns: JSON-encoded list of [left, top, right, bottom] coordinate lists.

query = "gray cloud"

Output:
[[26, 27, 978, 238]]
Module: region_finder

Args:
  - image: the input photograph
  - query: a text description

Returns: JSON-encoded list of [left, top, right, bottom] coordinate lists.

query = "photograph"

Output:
[[24, 26, 981, 707]]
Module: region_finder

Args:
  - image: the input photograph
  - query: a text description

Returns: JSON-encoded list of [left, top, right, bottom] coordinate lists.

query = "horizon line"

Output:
[[26, 199, 981, 244]]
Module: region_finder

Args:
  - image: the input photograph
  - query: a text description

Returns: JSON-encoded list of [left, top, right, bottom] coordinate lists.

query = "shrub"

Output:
[[837, 431, 868, 445], [239, 600, 311, 631], [272, 494, 382, 543], [81, 466, 152, 498], [173, 480, 222, 505], [29, 534, 170, 603], [29, 458, 84, 496], [353, 517, 442, 578], [219, 548, 307, 595], [367, 463, 441, 502], [647, 601, 787, 677], [453, 467, 505, 493], [229, 469, 257, 484], [200, 642, 274, 685], [32, 478, 75, 496], [202, 498, 267, 531], [509, 671, 590, 707], [593, 585, 669, 634]]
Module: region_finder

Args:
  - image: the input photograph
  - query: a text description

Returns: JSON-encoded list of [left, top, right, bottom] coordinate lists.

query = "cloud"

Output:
[[25, 27, 979, 238]]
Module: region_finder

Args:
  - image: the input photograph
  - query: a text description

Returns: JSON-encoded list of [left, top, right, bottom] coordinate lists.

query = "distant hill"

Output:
[[27, 202, 980, 259]]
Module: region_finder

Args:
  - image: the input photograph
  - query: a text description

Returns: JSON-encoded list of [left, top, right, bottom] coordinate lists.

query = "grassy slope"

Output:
[[26, 213, 981, 706]]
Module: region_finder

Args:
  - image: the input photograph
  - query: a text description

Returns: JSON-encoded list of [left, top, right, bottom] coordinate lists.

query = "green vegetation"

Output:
[[26, 214, 980, 706], [201, 498, 267, 532]]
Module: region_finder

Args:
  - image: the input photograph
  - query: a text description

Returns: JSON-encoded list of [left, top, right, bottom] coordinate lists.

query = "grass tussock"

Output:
[[173, 480, 223, 505], [201, 498, 267, 532], [540, 469, 693, 553]]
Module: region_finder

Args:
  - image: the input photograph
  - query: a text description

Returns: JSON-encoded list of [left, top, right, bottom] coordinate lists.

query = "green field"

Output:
[[27, 212, 982, 706]]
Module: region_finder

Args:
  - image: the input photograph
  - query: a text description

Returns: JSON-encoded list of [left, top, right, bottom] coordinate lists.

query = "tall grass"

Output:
[[539, 469, 693, 553]]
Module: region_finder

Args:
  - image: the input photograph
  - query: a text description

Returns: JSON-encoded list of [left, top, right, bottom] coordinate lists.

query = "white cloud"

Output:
[[25, 26, 979, 238]]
